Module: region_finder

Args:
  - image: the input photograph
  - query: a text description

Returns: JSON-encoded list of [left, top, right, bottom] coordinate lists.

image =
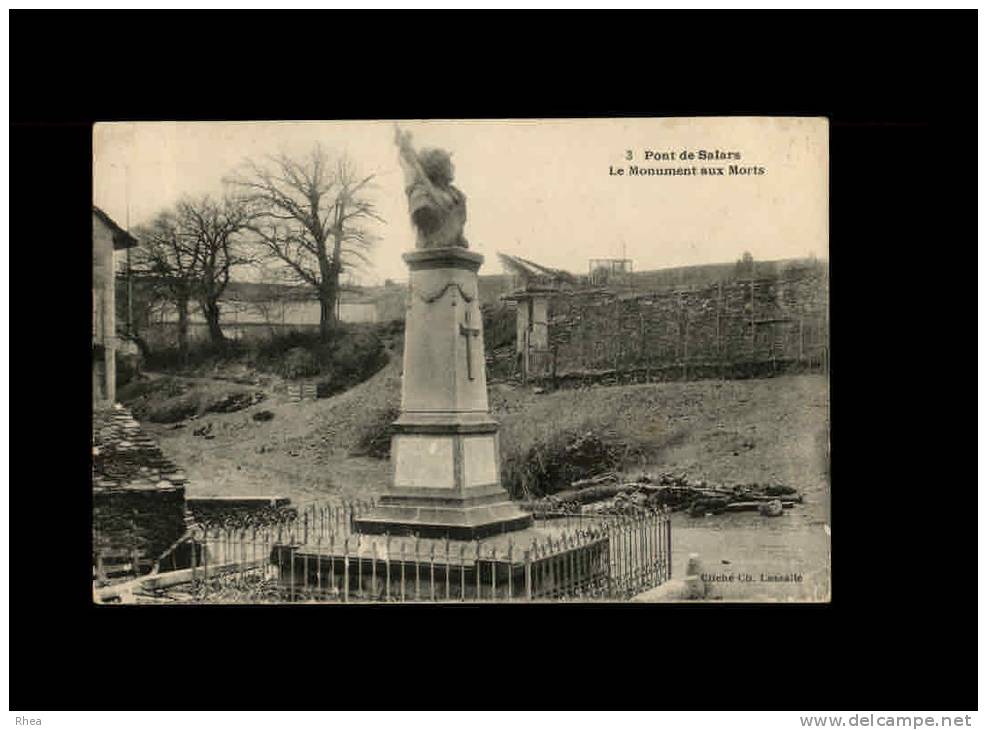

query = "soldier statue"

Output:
[[395, 125, 469, 249]]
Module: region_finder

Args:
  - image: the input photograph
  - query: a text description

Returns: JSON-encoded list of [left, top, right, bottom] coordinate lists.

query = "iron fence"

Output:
[[100, 500, 672, 603]]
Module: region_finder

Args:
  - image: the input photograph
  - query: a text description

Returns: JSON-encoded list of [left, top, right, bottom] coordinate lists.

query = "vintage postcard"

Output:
[[92, 117, 830, 604]]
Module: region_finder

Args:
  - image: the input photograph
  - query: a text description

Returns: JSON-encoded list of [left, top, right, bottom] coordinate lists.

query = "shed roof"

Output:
[[93, 206, 139, 249]]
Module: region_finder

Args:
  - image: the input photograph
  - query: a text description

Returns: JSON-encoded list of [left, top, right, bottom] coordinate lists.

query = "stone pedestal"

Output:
[[354, 248, 532, 540]]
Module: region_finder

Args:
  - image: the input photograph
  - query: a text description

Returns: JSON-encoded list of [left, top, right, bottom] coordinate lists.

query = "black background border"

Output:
[[9, 9, 976, 711]]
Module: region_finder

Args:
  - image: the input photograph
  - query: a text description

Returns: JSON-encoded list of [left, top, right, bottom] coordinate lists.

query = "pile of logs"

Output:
[[523, 471, 802, 517]]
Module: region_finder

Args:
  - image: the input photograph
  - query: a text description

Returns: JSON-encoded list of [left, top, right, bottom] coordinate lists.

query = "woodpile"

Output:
[[523, 470, 801, 518]]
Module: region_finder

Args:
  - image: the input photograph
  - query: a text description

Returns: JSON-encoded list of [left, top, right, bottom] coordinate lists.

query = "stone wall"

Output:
[[93, 406, 192, 582], [93, 486, 189, 580], [519, 268, 828, 381]]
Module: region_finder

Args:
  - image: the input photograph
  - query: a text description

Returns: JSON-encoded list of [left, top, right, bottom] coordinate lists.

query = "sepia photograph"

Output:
[[91, 117, 829, 604], [9, 3, 978, 721]]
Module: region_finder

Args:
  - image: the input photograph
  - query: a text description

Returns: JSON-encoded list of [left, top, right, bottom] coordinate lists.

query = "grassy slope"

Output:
[[145, 368, 828, 512], [142, 370, 830, 600], [496, 375, 829, 495]]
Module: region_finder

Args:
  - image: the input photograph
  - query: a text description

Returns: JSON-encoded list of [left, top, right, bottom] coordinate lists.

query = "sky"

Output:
[[93, 118, 828, 285]]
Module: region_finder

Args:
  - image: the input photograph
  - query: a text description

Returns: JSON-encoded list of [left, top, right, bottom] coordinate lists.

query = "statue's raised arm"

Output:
[[393, 125, 469, 249], [394, 126, 432, 194]]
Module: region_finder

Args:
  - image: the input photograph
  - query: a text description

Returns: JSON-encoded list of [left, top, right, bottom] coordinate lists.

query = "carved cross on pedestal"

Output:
[[459, 308, 481, 381]]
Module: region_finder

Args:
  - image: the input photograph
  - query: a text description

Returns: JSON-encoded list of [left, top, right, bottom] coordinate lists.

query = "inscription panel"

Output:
[[463, 435, 498, 487], [393, 435, 455, 489]]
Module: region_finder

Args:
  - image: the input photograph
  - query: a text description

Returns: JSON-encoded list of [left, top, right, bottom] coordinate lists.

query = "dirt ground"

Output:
[[141, 369, 830, 601]]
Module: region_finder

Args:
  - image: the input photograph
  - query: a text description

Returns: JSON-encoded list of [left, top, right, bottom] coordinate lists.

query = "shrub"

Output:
[[143, 339, 248, 373], [500, 429, 622, 500], [317, 327, 389, 397], [115, 352, 139, 389], [280, 347, 321, 379], [147, 391, 204, 423], [349, 405, 400, 458], [482, 304, 515, 352]]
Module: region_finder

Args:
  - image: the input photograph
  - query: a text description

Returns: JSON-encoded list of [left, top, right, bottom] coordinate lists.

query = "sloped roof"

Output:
[[92, 405, 188, 492], [93, 206, 139, 250], [497, 253, 578, 284]]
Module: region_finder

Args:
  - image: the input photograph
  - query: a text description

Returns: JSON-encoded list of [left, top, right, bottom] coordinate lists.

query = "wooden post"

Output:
[[750, 278, 756, 359], [683, 319, 689, 381], [186, 531, 195, 585], [522, 329, 529, 384], [717, 280, 723, 380], [799, 316, 805, 365]]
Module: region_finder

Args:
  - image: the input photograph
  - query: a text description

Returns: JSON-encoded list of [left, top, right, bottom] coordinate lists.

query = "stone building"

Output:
[[93, 206, 138, 405], [497, 253, 578, 380]]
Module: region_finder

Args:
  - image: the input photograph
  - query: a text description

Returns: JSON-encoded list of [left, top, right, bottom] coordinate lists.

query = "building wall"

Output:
[[92, 213, 118, 402]]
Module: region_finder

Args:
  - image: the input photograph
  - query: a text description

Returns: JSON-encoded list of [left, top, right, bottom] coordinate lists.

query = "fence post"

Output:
[[385, 533, 392, 602], [683, 319, 689, 381], [507, 539, 514, 601], [240, 528, 247, 588], [491, 547, 498, 602], [342, 538, 350, 603], [429, 544, 436, 602], [356, 534, 363, 596], [413, 536, 421, 601], [750, 278, 756, 359], [328, 533, 335, 595], [371, 540, 378, 602], [315, 535, 323, 597], [459, 544, 466, 601], [400, 542, 406, 602], [289, 532, 297, 602], [203, 528, 210, 587], [445, 538, 451, 601], [187, 530, 196, 585], [665, 507, 672, 580], [524, 549, 532, 601], [475, 541, 482, 600]]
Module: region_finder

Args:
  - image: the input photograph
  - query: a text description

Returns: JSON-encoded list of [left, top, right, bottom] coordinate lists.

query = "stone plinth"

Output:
[[354, 247, 532, 540]]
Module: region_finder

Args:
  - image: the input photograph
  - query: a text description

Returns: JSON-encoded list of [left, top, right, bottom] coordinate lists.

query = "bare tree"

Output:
[[130, 210, 202, 364], [177, 195, 254, 345], [227, 145, 382, 341]]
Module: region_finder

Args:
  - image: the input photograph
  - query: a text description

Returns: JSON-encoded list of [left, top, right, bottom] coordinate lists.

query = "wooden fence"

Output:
[[513, 274, 829, 383]]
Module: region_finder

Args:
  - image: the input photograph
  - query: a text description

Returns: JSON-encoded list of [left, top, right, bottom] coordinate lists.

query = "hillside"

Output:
[[141, 369, 828, 510]]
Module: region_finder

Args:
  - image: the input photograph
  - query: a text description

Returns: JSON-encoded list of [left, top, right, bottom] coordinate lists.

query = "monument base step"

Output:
[[353, 501, 533, 540]]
